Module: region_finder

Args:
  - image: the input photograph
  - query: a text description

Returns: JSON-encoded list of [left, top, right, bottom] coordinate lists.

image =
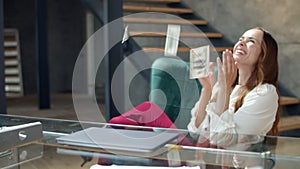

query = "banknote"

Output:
[[122, 25, 129, 44], [164, 24, 180, 57], [189, 45, 210, 79]]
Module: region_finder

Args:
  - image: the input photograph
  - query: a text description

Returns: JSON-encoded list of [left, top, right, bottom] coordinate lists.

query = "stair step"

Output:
[[123, 17, 208, 25], [4, 41, 17, 47], [143, 47, 231, 53], [279, 115, 300, 132], [123, 5, 193, 14], [5, 85, 22, 92], [123, 0, 180, 3], [5, 60, 18, 66], [5, 68, 19, 75], [4, 47, 18, 57], [130, 31, 223, 38], [5, 77, 21, 84], [280, 96, 299, 106]]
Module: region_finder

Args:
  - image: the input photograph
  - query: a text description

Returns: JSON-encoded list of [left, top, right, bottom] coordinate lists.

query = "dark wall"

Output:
[[4, 0, 86, 94]]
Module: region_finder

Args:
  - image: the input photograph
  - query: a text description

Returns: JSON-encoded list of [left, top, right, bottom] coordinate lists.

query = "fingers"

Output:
[[222, 49, 235, 75], [209, 62, 216, 86], [209, 62, 215, 74], [216, 57, 226, 89], [221, 49, 237, 88], [222, 50, 228, 74], [215, 49, 237, 88], [217, 56, 223, 72], [209, 62, 215, 78]]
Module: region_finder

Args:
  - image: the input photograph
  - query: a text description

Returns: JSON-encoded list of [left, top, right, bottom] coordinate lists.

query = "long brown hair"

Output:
[[234, 27, 280, 135]]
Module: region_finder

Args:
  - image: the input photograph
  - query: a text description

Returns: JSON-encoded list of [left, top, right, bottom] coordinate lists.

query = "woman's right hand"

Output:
[[198, 62, 216, 92], [194, 62, 216, 128]]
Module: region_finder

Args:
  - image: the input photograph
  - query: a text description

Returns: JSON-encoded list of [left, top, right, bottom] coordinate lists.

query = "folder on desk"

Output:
[[56, 127, 179, 154]]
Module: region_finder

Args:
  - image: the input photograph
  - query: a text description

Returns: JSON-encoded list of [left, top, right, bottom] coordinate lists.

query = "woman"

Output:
[[109, 27, 280, 148], [188, 27, 280, 149]]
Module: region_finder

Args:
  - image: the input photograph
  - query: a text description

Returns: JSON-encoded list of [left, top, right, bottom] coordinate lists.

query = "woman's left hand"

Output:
[[215, 49, 237, 115], [218, 49, 237, 90]]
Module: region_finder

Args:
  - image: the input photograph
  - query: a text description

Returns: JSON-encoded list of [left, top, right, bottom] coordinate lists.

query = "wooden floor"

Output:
[[7, 93, 106, 120], [7, 93, 79, 120], [19, 146, 99, 169]]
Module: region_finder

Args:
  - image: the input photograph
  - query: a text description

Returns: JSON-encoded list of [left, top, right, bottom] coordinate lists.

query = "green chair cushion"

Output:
[[150, 57, 202, 129]]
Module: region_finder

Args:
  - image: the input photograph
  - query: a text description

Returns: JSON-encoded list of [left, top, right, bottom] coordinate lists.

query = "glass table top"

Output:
[[1, 114, 300, 169]]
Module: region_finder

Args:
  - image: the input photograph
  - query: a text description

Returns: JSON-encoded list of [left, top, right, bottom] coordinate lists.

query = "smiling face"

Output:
[[233, 28, 264, 69]]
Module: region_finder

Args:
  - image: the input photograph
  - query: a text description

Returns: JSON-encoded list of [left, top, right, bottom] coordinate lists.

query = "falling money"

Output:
[[164, 24, 180, 57]]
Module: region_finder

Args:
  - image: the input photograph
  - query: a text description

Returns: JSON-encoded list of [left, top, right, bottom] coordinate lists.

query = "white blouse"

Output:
[[187, 83, 278, 149]]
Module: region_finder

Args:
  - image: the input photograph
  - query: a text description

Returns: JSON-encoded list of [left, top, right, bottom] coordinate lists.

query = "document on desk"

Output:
[[90, 164, 201, 169], [189, 45, 210, 79]]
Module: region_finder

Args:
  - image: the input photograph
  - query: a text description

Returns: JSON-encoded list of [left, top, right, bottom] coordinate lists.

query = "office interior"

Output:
[[1, 0, 300, 168]]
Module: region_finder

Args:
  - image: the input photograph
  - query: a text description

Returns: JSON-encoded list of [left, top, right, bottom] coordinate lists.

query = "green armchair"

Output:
[[150, 57, 202, 129]]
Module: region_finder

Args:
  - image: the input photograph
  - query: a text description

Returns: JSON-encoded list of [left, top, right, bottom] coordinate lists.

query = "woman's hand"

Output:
[[218, 49, 237, 90], [215, 49, 237, 115], [194, 62, 216, 128], [198, 62, 216, 92]]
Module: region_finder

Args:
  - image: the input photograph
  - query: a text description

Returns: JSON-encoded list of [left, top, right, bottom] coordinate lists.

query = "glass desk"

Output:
[[1, 114, 300, 169]]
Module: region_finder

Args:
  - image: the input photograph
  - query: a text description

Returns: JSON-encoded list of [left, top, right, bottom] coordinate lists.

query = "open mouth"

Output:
[[235, 49, 247, 55]]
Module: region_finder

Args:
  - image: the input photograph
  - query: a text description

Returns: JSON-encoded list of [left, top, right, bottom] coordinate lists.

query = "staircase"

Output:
[[122, 0, 300, 134], [122, 0, 233, 61], [81, 0, 300, 133], [3, 29, 24, 97]]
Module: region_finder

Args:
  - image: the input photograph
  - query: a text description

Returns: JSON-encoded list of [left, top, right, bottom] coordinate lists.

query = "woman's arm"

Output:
[[194, 87, 212, 128], [194, 63, 216, 128], [215, 50, 237, 115], [189, 50, 237, 134]]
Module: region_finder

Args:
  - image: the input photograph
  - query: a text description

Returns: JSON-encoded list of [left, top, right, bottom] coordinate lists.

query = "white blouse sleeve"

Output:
[[187, 83, 220, 138], [187, 101, 210, 139], [188, 84, 278, 149]]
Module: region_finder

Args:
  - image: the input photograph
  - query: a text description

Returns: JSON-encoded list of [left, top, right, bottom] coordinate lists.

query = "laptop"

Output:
[[56, 127, 179, 154]]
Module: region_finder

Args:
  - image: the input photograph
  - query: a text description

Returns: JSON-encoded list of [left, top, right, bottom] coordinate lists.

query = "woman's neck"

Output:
[[238, 67, 254, 86]]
